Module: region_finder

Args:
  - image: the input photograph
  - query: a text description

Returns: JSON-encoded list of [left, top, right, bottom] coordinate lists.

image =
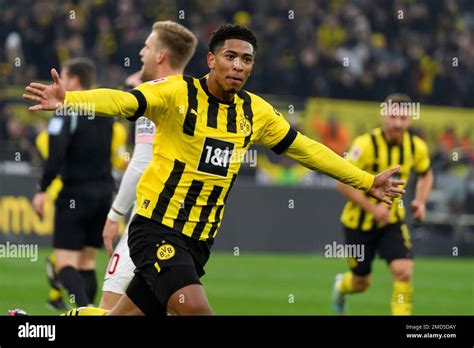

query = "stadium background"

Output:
[[0, 0, 473, 315]]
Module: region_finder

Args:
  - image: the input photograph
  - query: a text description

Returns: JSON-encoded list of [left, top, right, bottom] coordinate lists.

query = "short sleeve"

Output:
[[347, 135, 372, 171], [413, 136, 431, 175]]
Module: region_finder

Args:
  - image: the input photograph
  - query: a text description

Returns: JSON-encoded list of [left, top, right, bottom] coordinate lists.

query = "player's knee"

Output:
[[78, 260, 96, 270], [393, 267, 412, 282], [176, 301, 213, 315], [78, 248, 97, 270], [54, 250, 80, 272], [54, 258, 77, 273], [168, 290, 213, 315], [353, 275, 371, 292]]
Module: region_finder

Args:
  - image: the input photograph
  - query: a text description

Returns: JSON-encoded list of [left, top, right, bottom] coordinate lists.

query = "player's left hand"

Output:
[[411, 200, 426, 221], [23, 68, 66, 111], [32, 192, 46, 218], [368, 165, 406, 205]]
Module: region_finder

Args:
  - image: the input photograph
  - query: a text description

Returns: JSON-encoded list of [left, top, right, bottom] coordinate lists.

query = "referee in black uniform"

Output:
[[32, 58, 114, 308]]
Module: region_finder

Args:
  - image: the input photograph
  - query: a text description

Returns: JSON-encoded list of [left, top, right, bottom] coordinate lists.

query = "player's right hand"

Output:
[[23, 68, 66, 111], [371, 203, 391, 224], [368, 165, 405, 204], [103, 218, 119, 256], [32, 192, 46, 218]]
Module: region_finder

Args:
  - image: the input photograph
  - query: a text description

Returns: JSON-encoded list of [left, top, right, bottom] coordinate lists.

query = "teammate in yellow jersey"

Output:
[[333, 94, 434, 315], [24, 23, 405, 316]]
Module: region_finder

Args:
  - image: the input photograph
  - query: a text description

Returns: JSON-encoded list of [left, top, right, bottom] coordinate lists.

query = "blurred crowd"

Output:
[[0, 0, 473, 104]]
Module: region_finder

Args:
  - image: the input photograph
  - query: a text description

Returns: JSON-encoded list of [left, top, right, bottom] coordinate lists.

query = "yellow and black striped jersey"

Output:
[[129, 75, 294, 240], [341, 127, 431, 231], [65, 75, 375, 241]]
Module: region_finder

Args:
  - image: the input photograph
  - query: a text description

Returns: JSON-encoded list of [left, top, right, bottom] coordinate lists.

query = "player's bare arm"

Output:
[[411, 169, 434, 221]]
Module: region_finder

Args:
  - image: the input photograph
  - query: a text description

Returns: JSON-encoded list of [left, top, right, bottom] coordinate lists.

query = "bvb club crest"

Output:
[[239, 118, 251, 136], [157, 244, 175, 260]]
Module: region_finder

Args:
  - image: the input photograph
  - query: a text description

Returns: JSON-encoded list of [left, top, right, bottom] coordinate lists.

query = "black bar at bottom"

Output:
[[0, 316, 472, 346]]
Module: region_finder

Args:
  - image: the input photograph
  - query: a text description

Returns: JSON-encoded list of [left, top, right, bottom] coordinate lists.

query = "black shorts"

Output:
[[53, 190, 112, 250], [343, 222, 413, 276], [127, 214, 213, 311]]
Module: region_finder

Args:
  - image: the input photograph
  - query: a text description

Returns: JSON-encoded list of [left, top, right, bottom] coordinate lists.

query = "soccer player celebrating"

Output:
[[333, 94, 434, 315], [24, 24, 405, 316], [99, 21, 197, 310]]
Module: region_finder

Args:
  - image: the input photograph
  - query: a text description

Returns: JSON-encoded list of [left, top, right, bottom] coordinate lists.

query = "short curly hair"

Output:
[[208, 24, 257, 54]]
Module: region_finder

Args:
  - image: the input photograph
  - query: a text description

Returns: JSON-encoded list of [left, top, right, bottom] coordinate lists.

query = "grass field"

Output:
[[1, 247, 473, 315]]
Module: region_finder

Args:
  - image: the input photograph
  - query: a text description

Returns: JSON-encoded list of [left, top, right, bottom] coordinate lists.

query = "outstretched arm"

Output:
[[23, 68, 140, 118], [285, 132, 405, 204]]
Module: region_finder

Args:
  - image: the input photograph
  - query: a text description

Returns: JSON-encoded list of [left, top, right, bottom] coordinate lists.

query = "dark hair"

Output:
[[208, 24, 257, 54], [62, 57, 96, 89]]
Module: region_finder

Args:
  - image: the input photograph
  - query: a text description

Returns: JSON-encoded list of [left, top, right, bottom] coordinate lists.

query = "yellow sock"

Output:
[[391, 281, 413, 315], [338, 272, 354, 294], [49, 288, 63, 301], [62, 307, 109, 316]]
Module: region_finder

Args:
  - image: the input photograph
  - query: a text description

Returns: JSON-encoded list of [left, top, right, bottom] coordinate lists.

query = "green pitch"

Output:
[[1, 248, 472, 315]]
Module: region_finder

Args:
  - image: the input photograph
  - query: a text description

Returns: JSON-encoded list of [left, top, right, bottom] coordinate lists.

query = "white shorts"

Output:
[[102, 217, 136, 295]]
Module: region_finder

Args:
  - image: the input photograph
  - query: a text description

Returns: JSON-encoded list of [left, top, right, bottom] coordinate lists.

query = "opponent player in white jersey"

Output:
[[97, 21, 197, 309], [99, 107, 156, 309]]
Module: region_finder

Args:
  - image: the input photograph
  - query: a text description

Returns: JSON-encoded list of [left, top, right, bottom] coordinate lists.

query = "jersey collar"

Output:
[[199, 76, 236, 106]]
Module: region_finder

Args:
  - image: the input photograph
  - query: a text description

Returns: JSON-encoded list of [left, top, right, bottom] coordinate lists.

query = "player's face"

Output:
[[139, 32, 161, 81], [208, 39, 254, 94], [382, 114, 412, 142]]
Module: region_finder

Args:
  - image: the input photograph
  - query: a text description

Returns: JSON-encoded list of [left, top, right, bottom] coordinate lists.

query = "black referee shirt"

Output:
[[39, 114, 114, 194]]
